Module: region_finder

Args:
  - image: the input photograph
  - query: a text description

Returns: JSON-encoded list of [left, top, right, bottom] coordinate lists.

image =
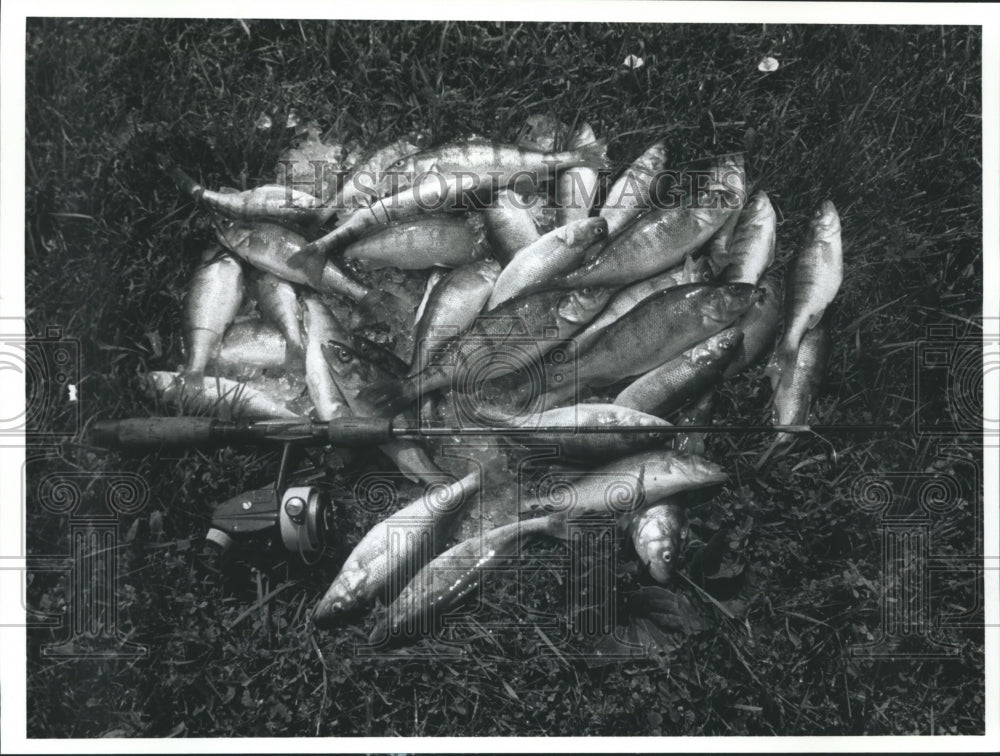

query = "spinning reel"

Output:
[[202, 442, 334, 564]]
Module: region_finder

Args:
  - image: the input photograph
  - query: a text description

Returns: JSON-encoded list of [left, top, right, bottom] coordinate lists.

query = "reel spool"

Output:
[[278, 486, 330, 562]]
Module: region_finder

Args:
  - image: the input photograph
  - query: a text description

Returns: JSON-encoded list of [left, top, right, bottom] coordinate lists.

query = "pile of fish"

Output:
[[154, 115, 842, 641]]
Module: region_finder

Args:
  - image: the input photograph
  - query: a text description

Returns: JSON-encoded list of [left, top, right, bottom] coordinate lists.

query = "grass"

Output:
[[24, 20, 983, 737]]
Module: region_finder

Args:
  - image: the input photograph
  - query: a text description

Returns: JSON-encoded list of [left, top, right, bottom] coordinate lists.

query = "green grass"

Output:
[[25, 20, 983, 737]]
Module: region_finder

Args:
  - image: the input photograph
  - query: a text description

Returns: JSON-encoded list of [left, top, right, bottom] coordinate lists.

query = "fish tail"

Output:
[[306, 226, 351, 256], [575, 138, 609, 169], [163, 159, 205, 202], [522, 511, 572, 541]]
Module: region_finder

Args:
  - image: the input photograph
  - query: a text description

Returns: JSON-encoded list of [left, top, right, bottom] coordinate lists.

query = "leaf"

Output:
[[631, 586, 711, 634], [634, 617, 684, 655]]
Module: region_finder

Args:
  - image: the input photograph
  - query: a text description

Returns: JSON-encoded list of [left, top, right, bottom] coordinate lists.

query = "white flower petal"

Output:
[[757, 56, 780, 73]]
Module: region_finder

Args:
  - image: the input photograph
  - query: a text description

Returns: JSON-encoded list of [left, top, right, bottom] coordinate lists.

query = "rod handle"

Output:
[[91, 417, 222, 448]]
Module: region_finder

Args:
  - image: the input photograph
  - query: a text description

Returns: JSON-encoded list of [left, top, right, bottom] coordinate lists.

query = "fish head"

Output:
[[320, 340, 370, 386], [808, 200, 841, 240], [557, 216, 608, 247], [689, 327, 744, 365], [708, 326, 744, 356], [212, 216, 248, 249], [311, 580, 361, 630], [557, 287, 614, 325], [704, 282, 762, 324], [634, 504, 687, 583]]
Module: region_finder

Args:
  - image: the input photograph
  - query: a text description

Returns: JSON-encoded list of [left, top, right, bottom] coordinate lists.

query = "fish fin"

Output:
[[575, 138, 609, 169], [178, 368, 205, 389], [762, 351, 783, 392], [805, 308, 826, 331], [161, 157, 205, 201], [367, 617, 389, 645], [684, 254, 709, 283], [286, 243, 327, 278]]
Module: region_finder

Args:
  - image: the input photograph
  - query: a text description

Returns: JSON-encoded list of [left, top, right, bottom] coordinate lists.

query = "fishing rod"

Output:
[[89, 415, 897, 564], [90, 416, 899, 450]]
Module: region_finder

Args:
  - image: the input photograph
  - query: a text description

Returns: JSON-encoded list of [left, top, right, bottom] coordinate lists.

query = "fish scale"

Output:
[[250, 269, 304, 357], [613, 328, 743, 417], [312, 471, 480, 628], [779, 200, 843, 361], [392, 135, 608, 189], [341, 214, 491, 270], [571, 256, 713, 352], [379, 516, 556, 638], [771, 322, 832, 445], [541, 283, 760, 398], [600, 140, 668, 237], [410, 260, 501, 374], [487, 216, 607, 310], [711, 190, 776, 285], [557, 201, 736, 289]]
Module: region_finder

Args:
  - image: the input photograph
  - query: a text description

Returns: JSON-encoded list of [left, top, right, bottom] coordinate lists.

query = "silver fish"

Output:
[[322, 340, 442, 486], [613, 328, 743, 417], [543, 284, 759, 398], [482, 188, 542, 265], [337, 135, 425, 212], [167, 161, 332, 227], [557, 123, 601, 225], [710, 191, 776, 284], [771, 321, 831, 445], [505, 403, 671, 459], [341, 214, 492, 270], [630, 501, 688, 584], [571, 255, 712, 353], [360, 287, 614, 416], [559, 193, 737, 288], [215, 220, 365, 301], [410, 260, 501, 374], [487, 217, 607, 310], [301, 295, 350, 421], [389, 134, 608, 190], [600, 140, 668, 237], [377, 514, 560, 640], [182, 247, 244, 383], [249, 269, 304, 358], [727, 273, 782, 378], [312, 471, 480, 628], [141, 370, 298, 419], [777, 200, 842, 363], [521, 450, 727, 515], [304, 173, 483, 255], [213, 319, 288, 373]]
